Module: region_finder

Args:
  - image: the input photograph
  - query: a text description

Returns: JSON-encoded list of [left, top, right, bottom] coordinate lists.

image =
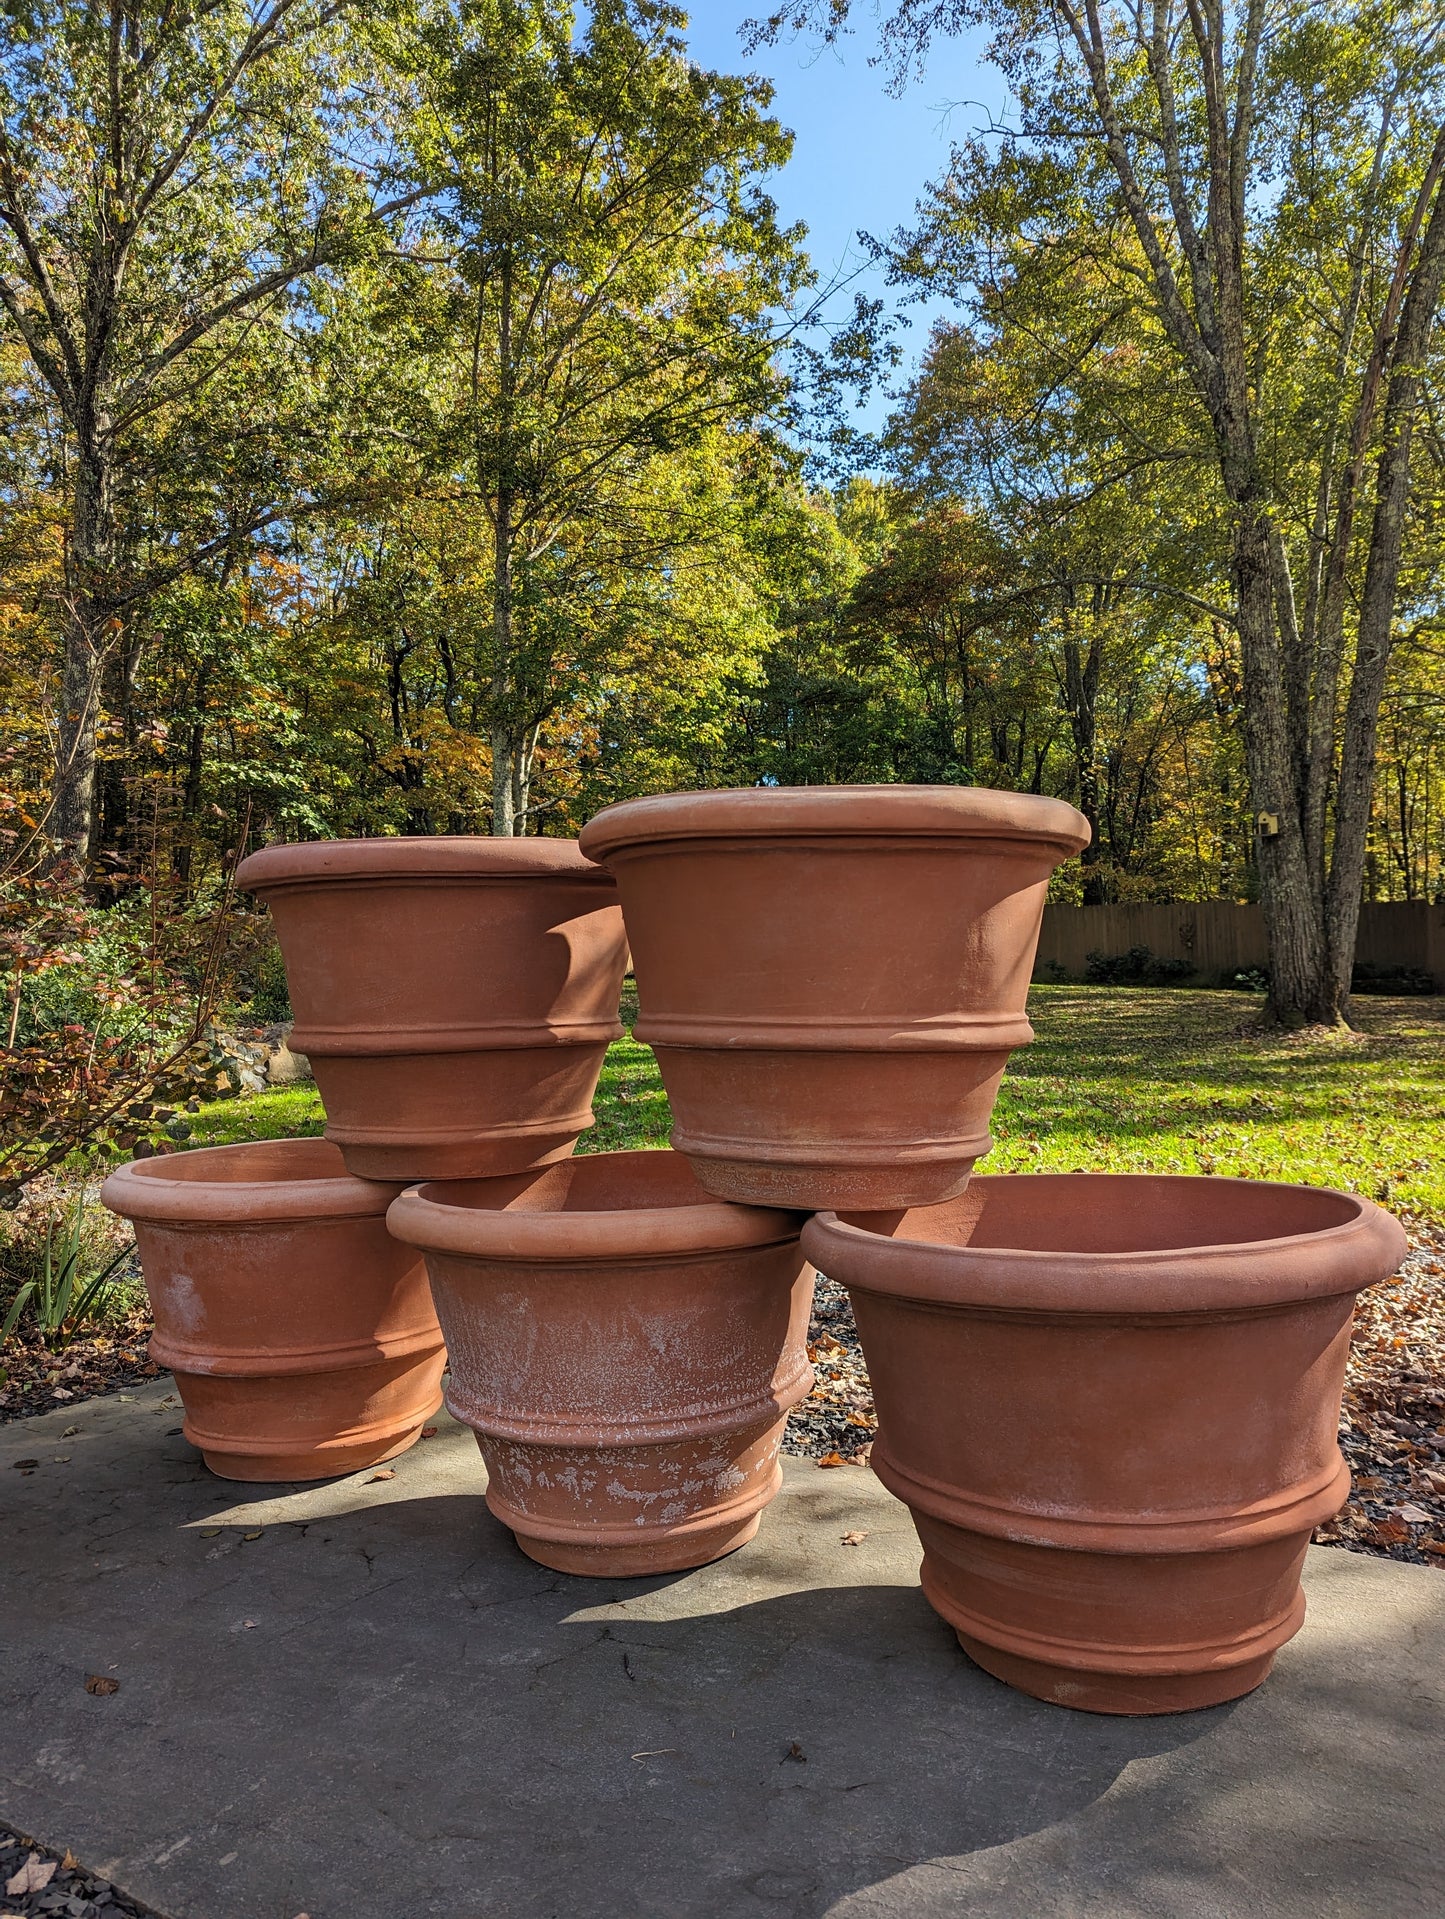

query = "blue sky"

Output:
[[680, 6, 1010, 437]]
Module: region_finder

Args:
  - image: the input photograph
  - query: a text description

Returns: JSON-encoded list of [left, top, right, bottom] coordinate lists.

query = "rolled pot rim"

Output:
[[578, 784, 1090, 863], [387, 1148, 804, 1263], [101, 1138, 396, 1225], [803, 1172, 1408, 1313], [237, 835, 614, 895]]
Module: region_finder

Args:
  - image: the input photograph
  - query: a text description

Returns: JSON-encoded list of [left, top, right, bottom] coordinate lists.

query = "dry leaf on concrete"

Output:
[[840, 1531, 869, 1546], [84, 1673, 119, 1695], [366, 1469, 397, 1482]]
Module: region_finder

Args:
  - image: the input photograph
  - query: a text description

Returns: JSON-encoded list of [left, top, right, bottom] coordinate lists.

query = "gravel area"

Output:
[[1, 1827, 163, 1917], [1313, 1217, 1445, 1567]]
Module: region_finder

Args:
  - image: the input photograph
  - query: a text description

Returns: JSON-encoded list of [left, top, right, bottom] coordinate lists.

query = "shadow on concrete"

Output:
[[2, 1392, 1442, 1918]]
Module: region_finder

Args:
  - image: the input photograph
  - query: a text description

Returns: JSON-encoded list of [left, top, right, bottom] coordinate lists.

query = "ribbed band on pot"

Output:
[[148, 1320, 444, 1379], [869, 1432, 1352, 1555], [286, 1019, 622, 1056], [442, 1353, 814, 1449]]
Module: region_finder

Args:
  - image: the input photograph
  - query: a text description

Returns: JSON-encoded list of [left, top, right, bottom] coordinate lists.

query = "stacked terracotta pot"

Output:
[[102, 786, 1405, 1721], [576, 785, 1404, 1713], [104, 837, 633, 1484]]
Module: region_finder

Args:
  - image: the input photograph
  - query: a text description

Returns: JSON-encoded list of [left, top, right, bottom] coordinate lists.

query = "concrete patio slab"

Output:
[[2, 1383, 1443, 1919]]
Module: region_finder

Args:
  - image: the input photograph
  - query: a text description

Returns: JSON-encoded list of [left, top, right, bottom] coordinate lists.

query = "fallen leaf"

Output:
[[243, 1619, 257, 1629], [1424, 1540, 1445, 1558], [61, 1852, 78, 1871], [242, 1530, 263, 1541], [1422, 1469, 1445, 1495], [11, 1459, 38, 1470], [782, 1741, 807, 1764], [5, 1856, 56, 1895], [1397, 1503, 1432, 1524], [84, 1674, 119, 1696], [200, 1527, 222, 1538], [51, 1387, 73, 1400], [816, 1451, 847, 1469], [52, 1455, 70, 1463], [1364, 1518, 1411, 1547], [420, 1426, 439, 1439], [847, 1445, 873, 1466], [840, 1529, 869, 1546], [61, 1425, 80, 1437], [366, 1469, 396, 1482], [630, 1748, 679, 1763]]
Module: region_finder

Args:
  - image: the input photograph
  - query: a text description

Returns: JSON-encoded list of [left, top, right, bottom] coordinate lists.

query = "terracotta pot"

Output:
[[387, 1149, 815, 1575], [804, 1174, 1406, 1715], [235, 837, 628, 1180], [578, 786, 1088, 1209], [101, 1140, 445, 1482]]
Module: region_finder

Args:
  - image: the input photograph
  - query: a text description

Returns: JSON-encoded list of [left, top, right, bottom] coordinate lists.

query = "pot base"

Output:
[[172, 1353, 446, 1484], [330, 1130, 582, 1184], [192, 1413, 437, 1484], [954, 1630, 1278, 1716], [683, 1148, 977, 1212], [509, 1508, 764, 1577]]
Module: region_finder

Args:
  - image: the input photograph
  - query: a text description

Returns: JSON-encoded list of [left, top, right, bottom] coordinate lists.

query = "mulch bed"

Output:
[[0, 1305, 160, 1428], [1, 1827, 163, 1918]]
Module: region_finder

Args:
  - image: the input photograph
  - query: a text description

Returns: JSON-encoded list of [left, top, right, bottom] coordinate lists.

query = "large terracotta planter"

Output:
[[387, 1150, 815, 1575], [804, 1174, 1406, 1715], [235, 837, 628, 1180], [578, 786, 1088, 1209], [101, 1140, 445, 1482]]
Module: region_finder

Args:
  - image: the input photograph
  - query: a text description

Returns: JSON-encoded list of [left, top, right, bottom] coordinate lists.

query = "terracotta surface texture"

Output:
[[235, 837, 628, 1180], [101, 1139, 445, 1481], [578, 786, 1089, 1209], [804, 1173, 1408, 1715], [387, 1149, 815, 1576]]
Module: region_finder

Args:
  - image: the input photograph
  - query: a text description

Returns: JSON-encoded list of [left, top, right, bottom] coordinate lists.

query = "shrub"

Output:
[[248, 939, 293, 1023], [1350, 961, 1437, 997], [1084, 944, 1196, 986], [0, 1188, 139, 1350]]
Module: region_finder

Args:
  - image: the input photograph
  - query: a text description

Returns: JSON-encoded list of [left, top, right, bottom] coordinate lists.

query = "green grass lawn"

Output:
[[190, 985, 1445, 1220]]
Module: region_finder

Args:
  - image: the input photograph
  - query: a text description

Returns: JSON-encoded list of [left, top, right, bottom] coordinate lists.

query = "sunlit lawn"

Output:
[[190, 985, 1445, 1220]]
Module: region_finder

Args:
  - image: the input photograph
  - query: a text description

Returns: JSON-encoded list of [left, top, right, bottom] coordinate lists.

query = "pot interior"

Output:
[[418, 1149, 713, 1217], [122, 1138, 348, 1187], [845, 1173, 1361, 1257]]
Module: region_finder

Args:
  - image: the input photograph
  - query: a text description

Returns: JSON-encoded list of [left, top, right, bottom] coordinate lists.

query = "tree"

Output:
[[756, 0, 1445, 1025], [409, 0, 807, 832], [0, 0, 428, 859]]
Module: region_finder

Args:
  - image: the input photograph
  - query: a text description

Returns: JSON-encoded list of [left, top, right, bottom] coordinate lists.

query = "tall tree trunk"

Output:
[[490, 489, 516, 838], [488, 250, 517, 838], [1061, 602, 1104, 903], [1325, 168, 1445, 1012], [1233, 505, 1332, 1023], [51, 425, 116, 860]]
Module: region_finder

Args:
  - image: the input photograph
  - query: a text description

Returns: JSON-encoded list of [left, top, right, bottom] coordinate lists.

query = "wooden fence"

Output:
[[1036, 900, 1445, 988]]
